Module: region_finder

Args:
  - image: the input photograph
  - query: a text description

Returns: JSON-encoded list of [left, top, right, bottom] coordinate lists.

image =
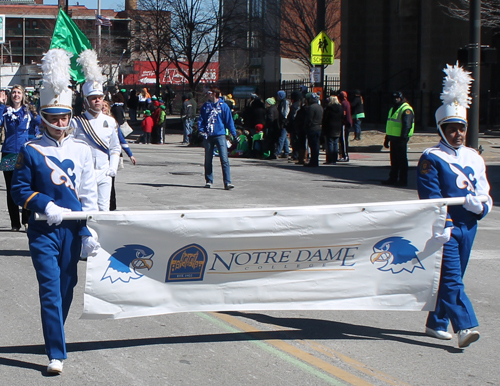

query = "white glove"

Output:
[[82, 236, 101, 256], [434, 227, 453, 244], [105, 168, 116, 177], [463, 194, 483, 215], [44, 202, 70, 226]]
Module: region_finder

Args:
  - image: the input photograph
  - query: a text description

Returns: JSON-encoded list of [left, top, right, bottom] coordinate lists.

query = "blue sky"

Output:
[[44, 0, 124, 12]]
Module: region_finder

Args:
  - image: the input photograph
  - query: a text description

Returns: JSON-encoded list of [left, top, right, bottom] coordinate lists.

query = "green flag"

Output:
[[50, 8, 93, 83]]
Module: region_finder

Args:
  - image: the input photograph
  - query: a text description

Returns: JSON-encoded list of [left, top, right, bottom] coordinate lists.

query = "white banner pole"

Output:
[[33, 196, 489, 222]]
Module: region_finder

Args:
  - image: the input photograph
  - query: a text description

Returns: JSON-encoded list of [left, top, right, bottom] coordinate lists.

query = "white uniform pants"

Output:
[[96, 168, 112, 211]]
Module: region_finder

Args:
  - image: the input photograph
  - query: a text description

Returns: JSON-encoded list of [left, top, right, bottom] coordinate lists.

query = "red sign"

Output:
[[122, 61, 218, 85]]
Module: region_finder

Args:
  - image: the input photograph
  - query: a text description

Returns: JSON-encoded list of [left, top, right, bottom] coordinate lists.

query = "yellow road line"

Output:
[[301, 340, 412, 386], [211, 312, 374, 386]]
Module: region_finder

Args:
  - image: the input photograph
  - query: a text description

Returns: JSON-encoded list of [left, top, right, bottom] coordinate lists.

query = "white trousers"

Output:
[[96, 169, 112, 211]]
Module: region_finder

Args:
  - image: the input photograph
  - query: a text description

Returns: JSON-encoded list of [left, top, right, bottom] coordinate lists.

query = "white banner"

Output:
[[82, 199, 448, 319]]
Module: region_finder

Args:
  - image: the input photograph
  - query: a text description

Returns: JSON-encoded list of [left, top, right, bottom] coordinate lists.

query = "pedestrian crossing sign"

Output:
[[311, 31, 334, 65]]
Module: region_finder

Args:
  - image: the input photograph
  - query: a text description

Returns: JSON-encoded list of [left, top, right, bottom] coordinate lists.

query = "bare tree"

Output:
[[131, 0, 171, 95], [162, 0, 243, 92], [266, 0, 341, 69], [441, 0, 500, 29]]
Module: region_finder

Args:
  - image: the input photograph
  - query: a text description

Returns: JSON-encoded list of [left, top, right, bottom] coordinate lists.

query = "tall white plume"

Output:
[[440, 62, 474, 108], [77, 49, 105, 83], [41, 49, 72, 95]]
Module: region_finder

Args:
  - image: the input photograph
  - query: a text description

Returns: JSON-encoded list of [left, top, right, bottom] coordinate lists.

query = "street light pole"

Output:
[[467, 0, 481, 149], [317, 0, 325, 96]]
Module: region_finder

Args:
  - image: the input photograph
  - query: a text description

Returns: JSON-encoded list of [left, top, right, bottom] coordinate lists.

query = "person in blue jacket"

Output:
[[10, 49, 100, 375], [198, 87, 237, 190], [0, 84, 38, 231], [417, 63, 492, 349]]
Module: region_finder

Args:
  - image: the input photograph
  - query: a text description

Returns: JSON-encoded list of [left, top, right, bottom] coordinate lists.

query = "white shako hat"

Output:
[[77, 49, 105, 98], [435, 62, 473, 138], [39, 48, 73, 115]]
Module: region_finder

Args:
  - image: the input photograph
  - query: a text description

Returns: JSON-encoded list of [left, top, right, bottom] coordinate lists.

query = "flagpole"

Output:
[[97, 0, 101, 56]]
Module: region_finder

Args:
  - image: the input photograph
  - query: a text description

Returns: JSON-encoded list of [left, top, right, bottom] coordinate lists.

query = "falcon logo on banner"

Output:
[[101, 244, 154, 283], [370, 237, 424, 274]]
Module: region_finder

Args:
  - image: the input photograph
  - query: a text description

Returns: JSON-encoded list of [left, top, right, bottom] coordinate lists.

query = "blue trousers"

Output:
[[28, 222, 82, 360], [183, 118, 193, 144], [426, 222, 478, 333], [204, 135, 231, 185]]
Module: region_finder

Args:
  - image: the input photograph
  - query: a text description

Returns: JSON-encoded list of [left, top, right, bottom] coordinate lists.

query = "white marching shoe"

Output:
[[47, 359, 63, 374], [458, 329, 480, 348], [425, 327, 452, 340]]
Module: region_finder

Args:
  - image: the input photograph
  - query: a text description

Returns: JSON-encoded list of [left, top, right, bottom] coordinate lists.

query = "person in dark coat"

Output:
[[322, 96, 343, 164], [287, 90, 302, 161], [303, 92, 323, 167], [338, 91, 352, 162], [350, 89, 365, 140], [127, 89, 139, 122]]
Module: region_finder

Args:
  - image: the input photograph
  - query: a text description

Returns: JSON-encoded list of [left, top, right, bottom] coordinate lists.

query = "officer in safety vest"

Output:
[[382, 91, 414, 186]]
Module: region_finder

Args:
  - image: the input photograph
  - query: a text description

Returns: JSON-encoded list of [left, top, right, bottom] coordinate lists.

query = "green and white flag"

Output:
[[50, 8, 93, 83]]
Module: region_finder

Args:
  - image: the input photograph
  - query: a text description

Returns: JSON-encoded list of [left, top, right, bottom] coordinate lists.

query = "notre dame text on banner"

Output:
[[82, 200, 447, 319]]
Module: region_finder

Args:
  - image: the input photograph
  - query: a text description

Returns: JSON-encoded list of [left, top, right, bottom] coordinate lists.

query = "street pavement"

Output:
[[1, 123, 500, 385]]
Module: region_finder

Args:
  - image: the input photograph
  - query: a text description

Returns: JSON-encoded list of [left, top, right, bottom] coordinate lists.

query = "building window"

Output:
[[32, 21, 38, 29]]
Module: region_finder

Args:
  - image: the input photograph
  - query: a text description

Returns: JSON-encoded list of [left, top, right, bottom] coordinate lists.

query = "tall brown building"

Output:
[[341, 1, 496, 128]]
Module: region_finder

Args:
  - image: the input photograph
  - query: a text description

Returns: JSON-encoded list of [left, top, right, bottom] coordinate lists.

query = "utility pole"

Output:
[[467, 0, 481, 149], [317, 0, 325, 96]]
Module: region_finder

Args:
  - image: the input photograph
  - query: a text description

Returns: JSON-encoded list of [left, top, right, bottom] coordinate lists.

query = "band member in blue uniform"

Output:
[[417, 63, 492, 348], [10, 49, 99, 374]]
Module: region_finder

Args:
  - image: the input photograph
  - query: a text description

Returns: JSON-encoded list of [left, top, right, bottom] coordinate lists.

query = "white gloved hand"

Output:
[[434, 227, 453, 244], [105, 168, 117, 177], [463, 194, 483, 215], [44, 202, 71, 226], [82, 236, 101, 256]]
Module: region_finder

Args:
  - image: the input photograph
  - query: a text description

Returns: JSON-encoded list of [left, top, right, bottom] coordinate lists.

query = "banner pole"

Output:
[[34, 196, 488, 222]]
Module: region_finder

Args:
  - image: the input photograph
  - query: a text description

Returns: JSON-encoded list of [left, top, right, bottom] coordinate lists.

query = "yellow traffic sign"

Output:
[[311, 31, 334, 65]]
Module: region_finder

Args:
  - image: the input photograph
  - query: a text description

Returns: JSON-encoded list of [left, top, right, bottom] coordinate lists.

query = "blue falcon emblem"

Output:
[[370, 237, 424, 274], [101, 244, 154, 283]]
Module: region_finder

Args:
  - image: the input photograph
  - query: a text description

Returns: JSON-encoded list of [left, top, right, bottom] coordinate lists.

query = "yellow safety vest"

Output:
[[386, 103, 414, 137]]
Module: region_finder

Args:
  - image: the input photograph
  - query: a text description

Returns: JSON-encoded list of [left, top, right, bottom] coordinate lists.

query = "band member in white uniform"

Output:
[[70, 50, 120, 211]]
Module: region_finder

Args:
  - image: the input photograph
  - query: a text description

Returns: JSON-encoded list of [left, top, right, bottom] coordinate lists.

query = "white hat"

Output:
[[77, 49, 105, 98], [82, 80, 104, 97], [435, 62, 473, 139], [39, 49, 73, 115]]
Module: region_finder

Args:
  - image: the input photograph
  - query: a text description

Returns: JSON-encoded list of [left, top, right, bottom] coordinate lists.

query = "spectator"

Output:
[[142, 110, 153, 144], [303, 92, 323, 167], [276, 90, 290, 158], [322, 96, 343, 164], [127, 89, 139, 122], [264, 97, 279, 160], [198, 88, 237, 190], [350, 89, 365, 140], [0, 84, 37, 231], [338, 91, 352, 162]]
